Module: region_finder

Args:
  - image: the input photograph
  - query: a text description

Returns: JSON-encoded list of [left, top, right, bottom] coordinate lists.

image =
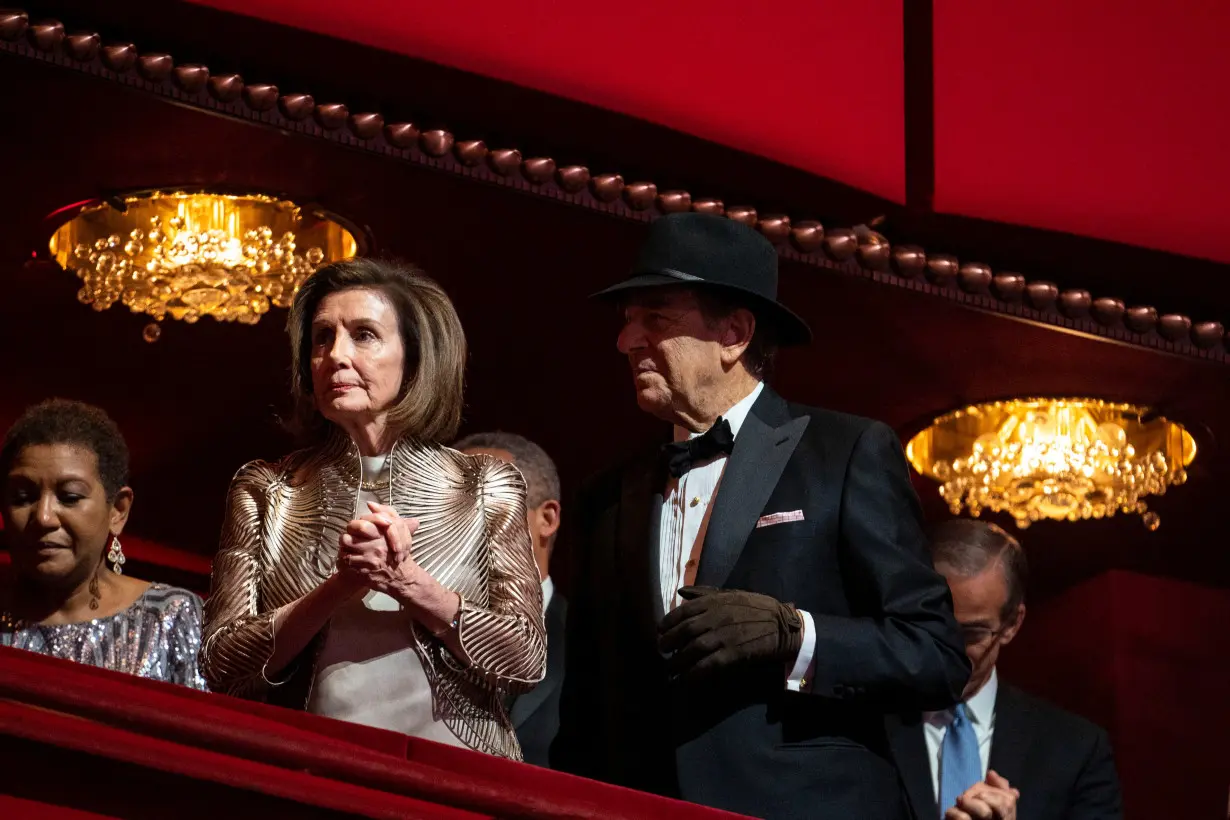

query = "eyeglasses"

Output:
[[959, 624, 1007, 647]]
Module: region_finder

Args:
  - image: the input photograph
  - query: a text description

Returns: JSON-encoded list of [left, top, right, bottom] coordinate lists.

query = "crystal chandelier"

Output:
[[905, 398, 1196, 529], [49, 191, 358, 333]]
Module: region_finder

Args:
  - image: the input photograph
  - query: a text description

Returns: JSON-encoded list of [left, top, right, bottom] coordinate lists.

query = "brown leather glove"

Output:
[[658, 586, 804, 680]]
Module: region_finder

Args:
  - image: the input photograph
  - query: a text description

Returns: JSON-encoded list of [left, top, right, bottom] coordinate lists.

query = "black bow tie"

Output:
[[662, 418, 735, 478]]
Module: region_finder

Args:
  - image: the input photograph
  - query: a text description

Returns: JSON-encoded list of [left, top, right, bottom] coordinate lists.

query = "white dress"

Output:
[[306, 454, 464, 747]]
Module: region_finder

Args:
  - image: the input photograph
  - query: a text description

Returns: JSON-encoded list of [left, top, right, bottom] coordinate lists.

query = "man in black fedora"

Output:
[[552, 213, 970, 819]]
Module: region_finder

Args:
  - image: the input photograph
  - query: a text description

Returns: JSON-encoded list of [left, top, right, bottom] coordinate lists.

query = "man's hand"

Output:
[[945, 770, 1020, 820], [657, 586, 803, 680]]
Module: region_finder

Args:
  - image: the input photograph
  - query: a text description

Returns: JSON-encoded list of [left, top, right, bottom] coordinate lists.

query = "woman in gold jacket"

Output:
[[201, 258, 546, 760]]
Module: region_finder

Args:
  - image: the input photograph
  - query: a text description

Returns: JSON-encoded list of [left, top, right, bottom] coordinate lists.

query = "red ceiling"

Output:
[[186, 0, 907, 202], [933, 2, 1230, 265], [187, 0, 1230, 265]]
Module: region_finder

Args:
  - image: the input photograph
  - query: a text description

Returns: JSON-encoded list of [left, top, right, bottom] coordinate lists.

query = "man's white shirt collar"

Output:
[[961, 666, 998, 726], [541, 575, 555, 612], [965, 666, 999, 726], [924, 666, 998, 727]]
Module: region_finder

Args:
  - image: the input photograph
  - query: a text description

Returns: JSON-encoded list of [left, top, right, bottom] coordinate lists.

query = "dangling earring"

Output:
[[107, 536, 126, 575]]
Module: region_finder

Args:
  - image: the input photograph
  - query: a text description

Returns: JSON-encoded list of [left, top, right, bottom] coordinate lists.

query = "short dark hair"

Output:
[[930, 519, 1028, 625], [0, 399, 130, 501], [693, 289, 779, 380], [286, 258, 466, 444], [453, 431, 560, 509]]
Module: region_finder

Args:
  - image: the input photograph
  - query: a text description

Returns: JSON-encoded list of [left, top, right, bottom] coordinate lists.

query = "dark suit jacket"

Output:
[[510, 589, 565, 767], [888, 683, 1123, 820], [552, 387, 970, 820]]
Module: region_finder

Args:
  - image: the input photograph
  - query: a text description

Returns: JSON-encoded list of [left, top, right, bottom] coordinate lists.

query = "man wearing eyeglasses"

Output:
[[888, 520, 1123, 820]]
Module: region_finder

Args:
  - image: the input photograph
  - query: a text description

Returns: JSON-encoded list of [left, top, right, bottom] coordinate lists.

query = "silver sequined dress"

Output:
[[1, 583, 208, 690]]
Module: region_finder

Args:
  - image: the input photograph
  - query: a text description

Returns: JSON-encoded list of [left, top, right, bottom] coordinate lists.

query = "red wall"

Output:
[[999, 570, 1230, 819]]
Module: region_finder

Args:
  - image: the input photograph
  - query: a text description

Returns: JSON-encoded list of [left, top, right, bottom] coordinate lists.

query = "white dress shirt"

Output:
[[541, 574, 555, 613], [923, 667, 999, 801], [657, 381, 817, 691]]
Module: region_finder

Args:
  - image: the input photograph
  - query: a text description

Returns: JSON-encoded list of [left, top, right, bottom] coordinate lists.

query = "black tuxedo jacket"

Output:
[[888, 684, 1123, 820], [510, 590, 566, 767], [552, 387, 970, 820]]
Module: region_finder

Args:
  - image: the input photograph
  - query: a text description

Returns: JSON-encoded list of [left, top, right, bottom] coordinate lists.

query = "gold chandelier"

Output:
[[49, 191, 358, 333], [905, 398, 1196, 529]]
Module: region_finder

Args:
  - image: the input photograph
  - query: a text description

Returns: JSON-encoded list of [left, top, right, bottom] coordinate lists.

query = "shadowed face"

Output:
[[939, 560, 1025, 700], [614, 288, 732, 423]]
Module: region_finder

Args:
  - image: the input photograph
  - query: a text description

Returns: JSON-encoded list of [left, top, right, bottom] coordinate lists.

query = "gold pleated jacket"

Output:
[[200, 432, 547, 760]]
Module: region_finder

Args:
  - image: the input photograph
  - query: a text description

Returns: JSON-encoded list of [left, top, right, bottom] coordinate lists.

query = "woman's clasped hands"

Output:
[[336, 501, 462, 638], [337, 501, 423, 596]]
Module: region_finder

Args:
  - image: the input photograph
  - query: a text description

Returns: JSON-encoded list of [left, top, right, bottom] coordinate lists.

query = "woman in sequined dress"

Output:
[[202, 259, 545, 761], [0, 400, 206, 690]]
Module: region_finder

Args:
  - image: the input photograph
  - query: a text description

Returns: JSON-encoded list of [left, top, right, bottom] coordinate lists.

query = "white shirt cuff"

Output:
[[786, 609, 816, 692]]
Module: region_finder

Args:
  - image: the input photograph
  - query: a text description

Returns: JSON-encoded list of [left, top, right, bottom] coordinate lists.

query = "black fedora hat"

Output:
[[593, 212, 812, 346]]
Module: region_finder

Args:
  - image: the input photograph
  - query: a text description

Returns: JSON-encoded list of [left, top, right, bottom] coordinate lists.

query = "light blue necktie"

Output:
[[939, 703, 982, 815]]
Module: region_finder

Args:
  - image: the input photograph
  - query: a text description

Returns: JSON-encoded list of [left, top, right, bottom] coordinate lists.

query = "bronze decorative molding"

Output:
[[1, 8, 1225, 363]]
